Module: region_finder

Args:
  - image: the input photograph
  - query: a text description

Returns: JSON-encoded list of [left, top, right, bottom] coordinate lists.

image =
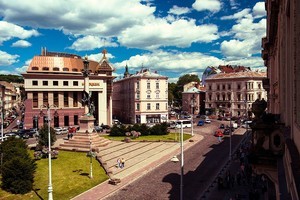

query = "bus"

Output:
[[175, 120, 192, 128]]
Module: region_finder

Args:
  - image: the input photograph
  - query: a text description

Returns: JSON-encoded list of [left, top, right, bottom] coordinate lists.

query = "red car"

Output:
[[214, 129, 224, 137]]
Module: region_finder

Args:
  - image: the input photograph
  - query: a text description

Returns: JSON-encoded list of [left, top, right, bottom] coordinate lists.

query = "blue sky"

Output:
[[0, 0, 266, 82]]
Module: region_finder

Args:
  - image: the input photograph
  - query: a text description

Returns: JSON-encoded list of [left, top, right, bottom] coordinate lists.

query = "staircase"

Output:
[[58, 132, 111, 152]]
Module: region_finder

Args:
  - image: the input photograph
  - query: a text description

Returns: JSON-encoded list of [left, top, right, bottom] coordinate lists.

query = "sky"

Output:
[[0, 0, 266, 83]]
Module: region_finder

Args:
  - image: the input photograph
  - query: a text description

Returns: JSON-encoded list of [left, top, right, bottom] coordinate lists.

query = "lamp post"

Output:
[[40, 104, 57, 200], [170, 122, 184, 200]]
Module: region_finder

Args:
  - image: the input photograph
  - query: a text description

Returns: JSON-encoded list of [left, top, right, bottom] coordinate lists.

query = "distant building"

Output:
[[204, 71, 267, 117], [181, 82, 205, 115], [22, 48, 115, 129], [112, 68, 168, 124], [0, 81, 20, 117]]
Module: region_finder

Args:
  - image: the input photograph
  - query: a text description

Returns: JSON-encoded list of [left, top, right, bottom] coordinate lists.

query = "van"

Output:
[[197, 120, 205, 126]]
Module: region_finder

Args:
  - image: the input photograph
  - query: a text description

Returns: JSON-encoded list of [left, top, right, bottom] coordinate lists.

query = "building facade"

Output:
[[204, 71, 267, 118], [22, 48, 115, 129], [259, 0, 300, 199], [182, 82, 205, 116], [0, 81, 20, 117], [112, 68, 168, 124]]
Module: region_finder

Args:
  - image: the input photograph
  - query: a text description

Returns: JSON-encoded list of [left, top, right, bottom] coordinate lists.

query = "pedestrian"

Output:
[[121, 158, 125, 168], [67, 133, 70, 140], [218, 135, 222, 143], [117, 158, 122, 168], [70, 133, 73, 139]]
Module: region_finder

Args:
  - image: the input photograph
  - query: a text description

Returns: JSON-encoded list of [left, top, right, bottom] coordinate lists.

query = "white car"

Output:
[[54, 127, 68, 135], [205, 119, 211, 123]]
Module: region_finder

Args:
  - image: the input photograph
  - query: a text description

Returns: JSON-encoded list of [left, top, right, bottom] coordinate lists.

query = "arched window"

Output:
[[42, 67, 49, 71], [32, 66, 39, 70], [72, 68, 78, 72], [53, 67, 60, 71], [63, 68, 69, 71]]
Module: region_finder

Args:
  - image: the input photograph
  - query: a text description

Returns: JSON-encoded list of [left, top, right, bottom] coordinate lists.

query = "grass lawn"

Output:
[[0, 150, 109, 200], [103, 132, 193, 142]]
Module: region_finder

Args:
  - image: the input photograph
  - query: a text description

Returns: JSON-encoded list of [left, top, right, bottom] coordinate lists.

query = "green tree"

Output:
[[37, 124, 57, 147], [174, 74, 200, 106], [168, 82, 176, 107], [0, 137, 36, 194]]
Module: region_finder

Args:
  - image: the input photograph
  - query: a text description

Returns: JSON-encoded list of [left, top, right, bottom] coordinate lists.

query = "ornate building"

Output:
[[22, 48, 115, 129], [112, 68, 168, 124], [204, 71, 267, 117], [258, 0, 300, 199]]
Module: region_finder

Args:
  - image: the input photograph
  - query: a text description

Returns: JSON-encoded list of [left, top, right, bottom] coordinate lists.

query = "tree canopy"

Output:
[[0, 74, 24, 83]]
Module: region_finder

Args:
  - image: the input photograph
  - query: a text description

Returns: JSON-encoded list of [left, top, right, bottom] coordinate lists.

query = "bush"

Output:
[[110, 123, 168, 136], [0, 137, 36, 194], [110, 124, 126, 136], [150, 122, 169, 135]]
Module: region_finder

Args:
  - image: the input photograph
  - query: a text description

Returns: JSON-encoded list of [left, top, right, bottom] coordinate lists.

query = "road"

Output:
[[104, 120, 246, 200]]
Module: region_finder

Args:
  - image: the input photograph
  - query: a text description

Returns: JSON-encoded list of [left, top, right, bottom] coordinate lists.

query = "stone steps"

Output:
[[96, 141, 180, 179], [57, 133, 111, 152]]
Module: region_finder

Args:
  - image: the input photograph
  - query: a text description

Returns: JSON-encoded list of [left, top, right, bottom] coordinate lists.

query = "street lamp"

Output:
[[40, 104, 57, 200], [87, 133, 96, 179], [170, 122, 184, 200]]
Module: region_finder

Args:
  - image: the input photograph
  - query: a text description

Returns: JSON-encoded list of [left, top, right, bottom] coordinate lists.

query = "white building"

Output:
[[112, 68, 168, 124], [204, 71, 267, 118]]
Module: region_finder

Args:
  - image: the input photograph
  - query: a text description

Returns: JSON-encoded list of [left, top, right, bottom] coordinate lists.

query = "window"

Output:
[[42, 67, 49, 71], [74, 115, 79, 125], [53, 92, 59, 107], [156, 103, 160, 110], [33, 92, 38, 108], [63, 81, 68, 86], [228, 84, 231, 90], [208, 84, 212, 90], [136, 81, 140, 89], [156, 82, 159, 89], [53, 67, 59, 71], [73, 92, 78, 107], [156, 93, 159, 99], [136, 93, 140, 99], [43, 81, 48, 86], [73, 81, 78, 86], [147, 103, 151, 110], [147, 94, 151, 99], [222, 85, 225, 90], [217, 84, 220, 90], [32, 66, 39, 70], [136, 103, 140, 111], [258, 83, 261, 89], [147, 82, 150, 89], [43, 92, 48, 105], [72, 68, 78, 72], [53, 81, 58, 86], [237, 84, 241, 90], [63, 68, 69, 71], [64, 92, 69, 107], [32, 81, 38, 86], [209, 95, 212, 101]]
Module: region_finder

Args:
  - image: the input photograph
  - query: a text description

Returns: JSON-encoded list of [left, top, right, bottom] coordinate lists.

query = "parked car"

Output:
[[223, 128, 231, 135], [205, 119, 211, 123], [197, 120, 205, 126], [219, 124, 225, 129], [5, 132, 20, 138], [94, 126, 103, 133], [214, 129, 224, 137], [54, 127, 68, 135]]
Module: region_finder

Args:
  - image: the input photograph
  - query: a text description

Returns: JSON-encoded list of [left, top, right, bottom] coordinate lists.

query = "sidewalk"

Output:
[[71, 133, 204, 200]]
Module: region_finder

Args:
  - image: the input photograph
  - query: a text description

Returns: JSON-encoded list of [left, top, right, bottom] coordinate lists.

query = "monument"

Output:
[[78, 56, 95, 133]]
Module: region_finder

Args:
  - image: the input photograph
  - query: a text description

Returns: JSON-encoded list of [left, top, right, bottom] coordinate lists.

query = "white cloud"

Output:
[[224, 57, 265, 69], [0, 50, 19, 66], [253, 2, 266, 18], [87, 51, 115, 63], [15, 65, 28, 73], [221, 39, 253, 58], [113, 50, 223, 74], [229, 0, 239, 9], [192, 0, 221, 12], [168, 6, 191, 15], [11, 40, 32, 48], [0, 21, 39, 45], [119, 18, 219, 49], [68, 35, 118, 51], [0, 0, 155, 37], [220, 9, 251, 20]]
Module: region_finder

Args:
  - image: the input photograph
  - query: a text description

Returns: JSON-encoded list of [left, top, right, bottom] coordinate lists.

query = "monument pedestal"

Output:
[[78, 115, 95, 133]]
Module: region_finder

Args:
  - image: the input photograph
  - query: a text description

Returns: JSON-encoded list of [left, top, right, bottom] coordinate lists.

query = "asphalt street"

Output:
[[104, 120, 246, 200]]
